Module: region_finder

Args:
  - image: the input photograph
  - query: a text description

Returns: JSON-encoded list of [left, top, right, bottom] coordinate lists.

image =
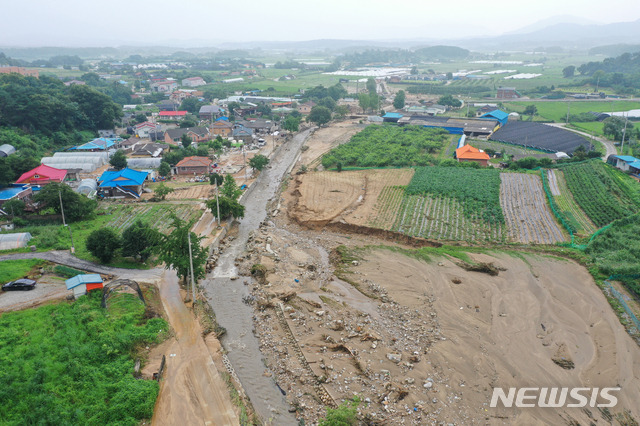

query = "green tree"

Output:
[[86, 228, 121, 263], [180, 97, 203, 114], [334, 105, 350, 119], [523, 105, 538, 121], [603, 116, 632, 142], [393, 90, 406, 110], [33, 182, 97, 222], [121, 220, 159, 262], [158, 161, 171, 178], [206, 195, 245, 220], [153, 182, 174, 201], [446, 71, 453, 80], [156, 215, 208, 284], [181, 134, 192, 149], [2, 198, 25, 217], [221, 174, 242, 200], [109, 149, 128, 170], [283, 115, 300, 132], [410, 66, 418, 75], [317, 97, 336, 111], [249, 154, 269, 171], [209, 172, 224, 186], [327, 83, 347, 101], [438, 94, 462, 108], [562, 65, 576, 78], [308, 106, 332, 126], [67, 84, 122, 129], [366, 78, 377, 94], [358, 93, 370, 113], [196, 145, 209, 157]]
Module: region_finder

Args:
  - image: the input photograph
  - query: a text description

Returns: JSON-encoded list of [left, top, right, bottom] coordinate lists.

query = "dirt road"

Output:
[[152, 269, 239, 426]]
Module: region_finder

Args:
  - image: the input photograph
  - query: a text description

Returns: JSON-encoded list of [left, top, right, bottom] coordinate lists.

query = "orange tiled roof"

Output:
[[456, 144, 490, 160]]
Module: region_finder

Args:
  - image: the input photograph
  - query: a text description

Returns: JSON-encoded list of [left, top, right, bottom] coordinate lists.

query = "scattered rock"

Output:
[[387, 353, 402, 363]]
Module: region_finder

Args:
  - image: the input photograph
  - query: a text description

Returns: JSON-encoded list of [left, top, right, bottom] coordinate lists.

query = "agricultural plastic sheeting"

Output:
[[0, 232, 32, 250], [127, 158, 162, 169], [0, 144, 16, 157], [490, 121, 591, 154], [41, 160, 100, 172], [76, 179, 98, 195], [43, 156, 104, 165], [53, 152, 109, 159]]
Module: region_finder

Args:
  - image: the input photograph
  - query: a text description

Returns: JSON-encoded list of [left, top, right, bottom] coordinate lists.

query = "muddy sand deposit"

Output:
[[245, 234, 640, 425]]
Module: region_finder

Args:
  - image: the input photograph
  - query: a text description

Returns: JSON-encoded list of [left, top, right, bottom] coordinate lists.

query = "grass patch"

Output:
[[0, 259, 46, 282], [0, 292, 168, 424]]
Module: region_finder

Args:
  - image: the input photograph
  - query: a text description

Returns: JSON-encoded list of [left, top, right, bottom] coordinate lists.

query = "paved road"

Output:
[[544, 122, 617, 159], [202, 128, 314, 426]]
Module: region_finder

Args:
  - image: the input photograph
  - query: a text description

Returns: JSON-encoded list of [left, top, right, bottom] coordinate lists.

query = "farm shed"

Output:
[[0, 232, 32, 250], [65, 274, 104, 298], [489, 122, 592, 154], [0, 144, 16, 157], [480, 109, 509, 126], [383, 112, 403, 123]]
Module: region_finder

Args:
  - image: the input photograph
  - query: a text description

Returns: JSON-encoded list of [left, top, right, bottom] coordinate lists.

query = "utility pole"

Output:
[[187, 231, 196, 303], [566, 102, 570, 124], [621, 114, 629, 155], [58, 189, 75, 254], [243, 146, 248, 182], [215, 180, 221, 227]]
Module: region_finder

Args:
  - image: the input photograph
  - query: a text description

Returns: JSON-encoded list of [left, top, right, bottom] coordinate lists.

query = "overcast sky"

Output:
[[1, 0, 638, 47]]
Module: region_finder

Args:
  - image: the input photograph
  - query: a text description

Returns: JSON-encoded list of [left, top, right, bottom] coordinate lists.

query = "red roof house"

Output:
[[455, 145, 490, 166], [174, 156, 213, 175], [158, 111, 188, 120], [17, 164, 67, 185]]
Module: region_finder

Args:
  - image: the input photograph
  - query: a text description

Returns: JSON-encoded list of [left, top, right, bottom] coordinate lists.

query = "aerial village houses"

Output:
[[164, 127, 210, 145], [199, 105, 224, 120], [297, 101, 316, 115], [97, 168, 148, 199], [174, 156, 213, 175], [232, 124, 254, 143], [158, 110, 188, 121], [212, 118, 233, 137], [181, 76, 206, 87], [134, 121, 161, 138], [151, 80, 178, 92]]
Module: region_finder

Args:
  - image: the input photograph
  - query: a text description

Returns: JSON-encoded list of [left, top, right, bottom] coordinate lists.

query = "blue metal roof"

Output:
[[616, 155, 639, 162], [98, 168, 148, 188], [480, 110, 509, 125], [71, 138, 117, 151], [65, 274, 103, 290], [383, 113, 404, 119], [628, 160, 640, 169]]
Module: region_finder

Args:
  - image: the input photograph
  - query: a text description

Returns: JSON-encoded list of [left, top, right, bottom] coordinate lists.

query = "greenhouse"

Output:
[[127, 158, 162, 169], [0, 233, 32, 251], [0, 144, 16, 157], [41, 153, 108, 172], [76, 179, 98, 196]]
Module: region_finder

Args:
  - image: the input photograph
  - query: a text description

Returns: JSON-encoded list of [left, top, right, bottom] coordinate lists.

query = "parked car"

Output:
[[2, 279, 37, 291]]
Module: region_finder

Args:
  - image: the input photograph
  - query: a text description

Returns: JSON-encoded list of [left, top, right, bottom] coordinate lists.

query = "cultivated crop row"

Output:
[[500, 173, 566, 244], [562, 161, 638, 227], [547, 170, 597, 235], [105, 204, 200, 234], [407, 166, 504, 226], [371, 190, 505, 242]]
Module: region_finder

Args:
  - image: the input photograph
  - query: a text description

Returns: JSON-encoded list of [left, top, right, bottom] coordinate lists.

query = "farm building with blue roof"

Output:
[[480, 110, 509, 126], [65, 274, 104, 298]]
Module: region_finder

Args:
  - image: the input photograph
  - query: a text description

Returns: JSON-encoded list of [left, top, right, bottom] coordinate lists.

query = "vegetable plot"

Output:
[[500, 173, 567, 244], [562, 161, 639, 228], [547, 169, 597, 235], [104, 204, 200, 234], [321, 125, 449, 168], [406, 166, 504, 226]]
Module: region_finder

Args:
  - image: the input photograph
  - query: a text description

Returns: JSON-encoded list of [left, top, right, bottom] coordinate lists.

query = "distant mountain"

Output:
[[451, 19, 640, 51], [505, 15, 601, 35]]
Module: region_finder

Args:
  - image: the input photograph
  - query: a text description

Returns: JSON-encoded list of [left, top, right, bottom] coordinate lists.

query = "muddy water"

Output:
[[202, 129, 313, 425]]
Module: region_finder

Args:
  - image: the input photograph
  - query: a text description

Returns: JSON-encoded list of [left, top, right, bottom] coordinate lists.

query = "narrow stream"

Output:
[[202, 129, 313, 425]]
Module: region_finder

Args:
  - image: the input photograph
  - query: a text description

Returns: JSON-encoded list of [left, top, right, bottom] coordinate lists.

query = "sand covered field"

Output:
[[248, 234, 640, 424]]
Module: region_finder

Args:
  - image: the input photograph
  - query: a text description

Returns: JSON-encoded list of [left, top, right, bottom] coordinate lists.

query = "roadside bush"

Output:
[[86, 228, 121, 263]]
